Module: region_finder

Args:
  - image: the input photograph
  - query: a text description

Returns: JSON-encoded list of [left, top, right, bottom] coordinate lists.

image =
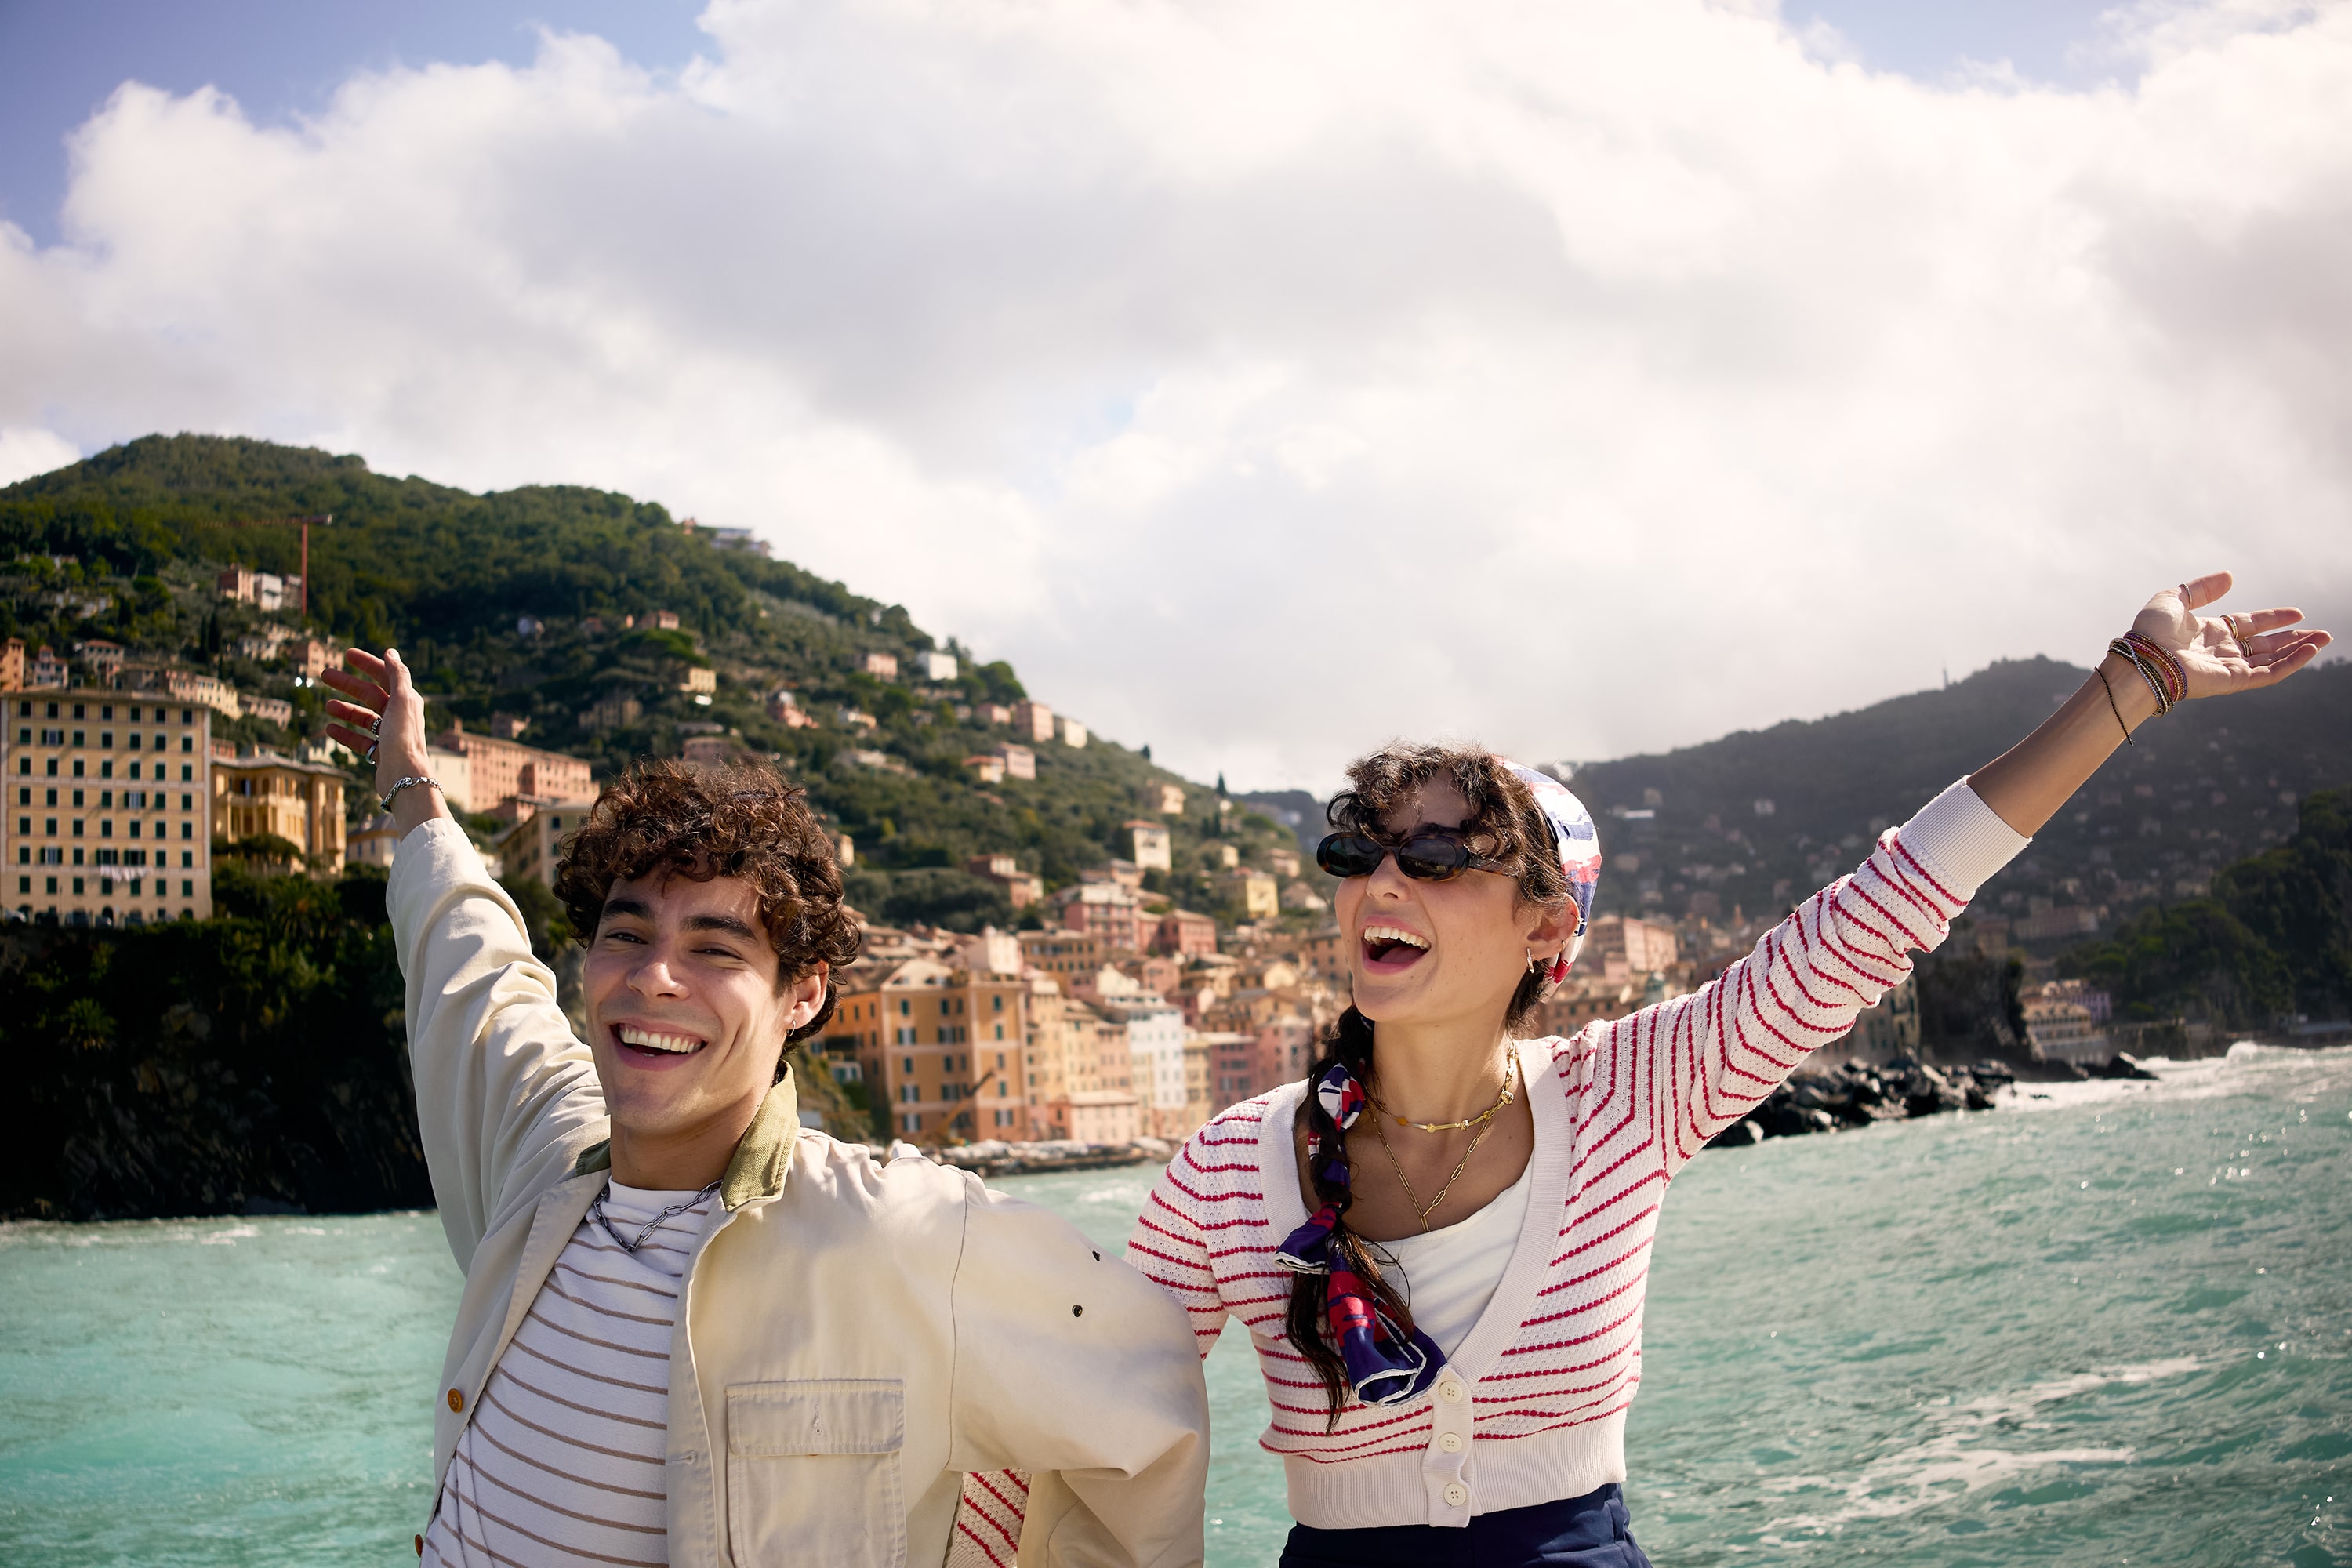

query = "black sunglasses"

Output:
[[1316, 829, 1501, 883]]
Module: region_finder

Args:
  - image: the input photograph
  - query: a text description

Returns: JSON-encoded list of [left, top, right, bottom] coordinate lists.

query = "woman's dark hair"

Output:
[[1286, 742, 1572, 1423], [554, 759, 862, 1068]]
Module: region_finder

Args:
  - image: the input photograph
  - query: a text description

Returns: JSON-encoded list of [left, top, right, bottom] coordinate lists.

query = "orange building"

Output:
[[432, 720, 593, 811], [833, 958, 1032, 1141]]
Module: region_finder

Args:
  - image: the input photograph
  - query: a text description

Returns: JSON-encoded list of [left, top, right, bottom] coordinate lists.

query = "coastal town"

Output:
[[2, 552, 2192, 1163]]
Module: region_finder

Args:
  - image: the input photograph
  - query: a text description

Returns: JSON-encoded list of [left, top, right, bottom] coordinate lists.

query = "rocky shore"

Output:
[[1705, 1051, 2162, 1149]]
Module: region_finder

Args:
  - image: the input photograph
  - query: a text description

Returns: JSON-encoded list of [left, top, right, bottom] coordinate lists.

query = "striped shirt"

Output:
[[1126, 780, 2025, 1529], [423, 1183, 714, 1567]]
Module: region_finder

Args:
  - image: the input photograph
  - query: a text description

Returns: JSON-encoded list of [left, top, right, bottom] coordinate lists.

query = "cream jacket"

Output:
[[389, 818, 1210, 1567]]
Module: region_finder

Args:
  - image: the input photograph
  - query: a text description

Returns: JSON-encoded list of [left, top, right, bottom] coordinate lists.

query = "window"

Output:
[[992, 994, 1004, 1011], [100, 731, 112, 749], [182, 879, 194, 896], [100, 761, 112, 779], [902, 1057, 915, 1075]]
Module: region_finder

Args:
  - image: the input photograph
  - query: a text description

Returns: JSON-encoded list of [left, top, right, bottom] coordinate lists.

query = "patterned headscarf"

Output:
[[1502, 761, 1602, 984], [1273, 1062, 1446, 1406]]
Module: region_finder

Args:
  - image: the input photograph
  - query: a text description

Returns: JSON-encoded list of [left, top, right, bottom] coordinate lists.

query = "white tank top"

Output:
[[1368, 1159, 1534, 1358]]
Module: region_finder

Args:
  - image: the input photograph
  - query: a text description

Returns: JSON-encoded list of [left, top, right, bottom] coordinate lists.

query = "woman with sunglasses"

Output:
[[1124, 575, 2327, 1567]]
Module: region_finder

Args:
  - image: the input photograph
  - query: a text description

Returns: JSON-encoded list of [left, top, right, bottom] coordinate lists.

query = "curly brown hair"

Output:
[[554, 759, 862, 1055], [1288, 741, 1573, 1425]]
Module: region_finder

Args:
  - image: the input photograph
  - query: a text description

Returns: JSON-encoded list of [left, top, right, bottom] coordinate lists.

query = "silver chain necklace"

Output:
[[591, 1181, 719, 1253]]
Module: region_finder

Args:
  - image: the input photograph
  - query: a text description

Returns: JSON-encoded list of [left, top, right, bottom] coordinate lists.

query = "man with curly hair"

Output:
[[325, 648, 1208, 1568]]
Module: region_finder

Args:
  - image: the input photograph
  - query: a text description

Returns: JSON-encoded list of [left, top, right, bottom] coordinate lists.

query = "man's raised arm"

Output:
[[329, 647, 606, 1269]]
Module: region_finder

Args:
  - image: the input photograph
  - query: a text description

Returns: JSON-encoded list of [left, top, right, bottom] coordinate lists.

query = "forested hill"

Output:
[[0, 434, 1297, 925], [1563, 655, 2352, 935]]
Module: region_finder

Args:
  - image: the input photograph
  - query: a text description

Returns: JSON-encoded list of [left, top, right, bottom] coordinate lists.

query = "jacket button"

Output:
[[447, 1388, 465, 1414], [1443, 1482, 1469, 1508], [1438, 1432, 1465, 1453], [1437, 1380, 1465, 1403]]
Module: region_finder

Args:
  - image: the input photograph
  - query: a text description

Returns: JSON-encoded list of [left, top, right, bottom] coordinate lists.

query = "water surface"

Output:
[[5, 1045, 2347, 1566]]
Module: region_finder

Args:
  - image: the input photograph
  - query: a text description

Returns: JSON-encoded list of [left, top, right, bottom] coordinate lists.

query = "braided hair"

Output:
[[1284, 743, 1572, 1424]]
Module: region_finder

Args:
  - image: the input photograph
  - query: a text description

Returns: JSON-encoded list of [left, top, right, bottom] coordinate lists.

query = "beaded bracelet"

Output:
[[2118, 631, 2187, 706], [2107, 637, 2175, 716]]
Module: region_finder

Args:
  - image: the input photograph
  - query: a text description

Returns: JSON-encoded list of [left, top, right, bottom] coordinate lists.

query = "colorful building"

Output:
[[5, 690, 214, 923]]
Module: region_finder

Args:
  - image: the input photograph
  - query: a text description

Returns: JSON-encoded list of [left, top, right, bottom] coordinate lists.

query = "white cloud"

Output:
[[2, 0, 2347, 789], [0, 427, 80, 488]]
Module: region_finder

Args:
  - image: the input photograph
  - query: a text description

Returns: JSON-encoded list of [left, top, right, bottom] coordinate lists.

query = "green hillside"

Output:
[[0, 434, 1298, 927], [1562, 655, 2352, 938]]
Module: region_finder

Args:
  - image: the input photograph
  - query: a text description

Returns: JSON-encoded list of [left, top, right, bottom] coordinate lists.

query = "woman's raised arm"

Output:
[[1615, 572, 2328, 1174], [1970, 572, 2329, 835]]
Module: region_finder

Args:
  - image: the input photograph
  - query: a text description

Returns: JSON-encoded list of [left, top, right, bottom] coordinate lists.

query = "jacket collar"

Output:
[[569, 1068, 801, 1210]]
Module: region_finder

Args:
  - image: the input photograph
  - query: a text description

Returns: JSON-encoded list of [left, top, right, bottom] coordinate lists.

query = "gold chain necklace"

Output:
[[1364, 1053, 1519, 1232], [1366, 1069, 1516, 1133]]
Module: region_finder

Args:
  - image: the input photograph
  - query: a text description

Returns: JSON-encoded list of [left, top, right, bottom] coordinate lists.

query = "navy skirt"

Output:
[[1277, 1483, 1652, 1568]]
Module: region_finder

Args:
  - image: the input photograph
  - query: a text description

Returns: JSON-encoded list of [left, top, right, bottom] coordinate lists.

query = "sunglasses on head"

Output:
[[1316, 829, 1502, 883]]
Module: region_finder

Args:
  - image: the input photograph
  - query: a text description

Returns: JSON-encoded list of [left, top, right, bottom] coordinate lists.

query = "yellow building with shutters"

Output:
[[212, 747, 349, 874], [5, 688, 215, 924]]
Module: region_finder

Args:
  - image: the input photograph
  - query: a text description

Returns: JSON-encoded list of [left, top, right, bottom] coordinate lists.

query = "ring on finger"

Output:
[[366, 740, 379, 763]]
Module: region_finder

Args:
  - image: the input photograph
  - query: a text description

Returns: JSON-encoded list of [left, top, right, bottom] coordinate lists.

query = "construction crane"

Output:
[[201, 514, 332, 620], [927, 1064, 1006, 1147]]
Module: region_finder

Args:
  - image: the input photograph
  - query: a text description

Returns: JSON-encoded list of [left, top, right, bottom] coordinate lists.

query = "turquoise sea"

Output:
[[5, 1044, 2348, 1566]]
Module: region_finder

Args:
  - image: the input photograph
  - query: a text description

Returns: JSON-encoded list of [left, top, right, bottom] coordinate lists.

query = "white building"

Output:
[[920, 652, 958, 682], [1102, 1000, 1188, 1138]]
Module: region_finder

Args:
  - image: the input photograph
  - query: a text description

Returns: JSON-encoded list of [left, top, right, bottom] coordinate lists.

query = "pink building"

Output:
[[1011, 701, 1054, 742]]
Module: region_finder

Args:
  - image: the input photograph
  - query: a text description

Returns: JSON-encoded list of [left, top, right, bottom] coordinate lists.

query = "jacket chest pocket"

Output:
[[726, 1380, 906, 1568]]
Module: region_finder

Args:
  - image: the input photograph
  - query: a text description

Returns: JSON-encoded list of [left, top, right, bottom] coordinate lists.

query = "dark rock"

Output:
[[2089, 1052, 2161, 1081], [1707, 1118, 1766, 1149]]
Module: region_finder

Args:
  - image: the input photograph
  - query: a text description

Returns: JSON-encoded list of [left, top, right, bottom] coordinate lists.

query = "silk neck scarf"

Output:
[[1274, 1062, 1445, 1406]]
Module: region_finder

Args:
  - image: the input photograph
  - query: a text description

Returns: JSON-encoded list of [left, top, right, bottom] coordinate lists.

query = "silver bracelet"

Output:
[[380, 775, 444, 814]]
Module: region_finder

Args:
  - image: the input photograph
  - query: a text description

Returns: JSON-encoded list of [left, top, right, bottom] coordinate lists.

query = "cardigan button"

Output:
[[1438, 1432, 1465, 1454], [1437, 1379, 1465, 1404], [1443, 1482, 1469, 1508], [447, 1388, 465, 1414]]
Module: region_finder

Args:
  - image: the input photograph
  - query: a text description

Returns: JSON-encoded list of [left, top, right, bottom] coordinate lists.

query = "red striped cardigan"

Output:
[[1122, 779, 2026, 1529]]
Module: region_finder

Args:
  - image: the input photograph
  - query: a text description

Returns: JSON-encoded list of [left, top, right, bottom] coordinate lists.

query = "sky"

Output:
[[2, 0, 2347, 791]]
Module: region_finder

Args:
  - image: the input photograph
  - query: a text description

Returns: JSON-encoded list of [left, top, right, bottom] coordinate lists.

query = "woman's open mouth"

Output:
[[1360, 923, 1431, 973], [615, 1024, 709, 1068]]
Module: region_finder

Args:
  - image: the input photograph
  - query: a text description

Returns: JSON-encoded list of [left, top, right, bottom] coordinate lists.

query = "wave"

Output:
[[1758, 1358, 2204, 1532]]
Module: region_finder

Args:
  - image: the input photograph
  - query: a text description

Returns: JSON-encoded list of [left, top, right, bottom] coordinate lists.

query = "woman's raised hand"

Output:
[[2135, 572, 2332, 700], [320, 648, 443, 828]]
